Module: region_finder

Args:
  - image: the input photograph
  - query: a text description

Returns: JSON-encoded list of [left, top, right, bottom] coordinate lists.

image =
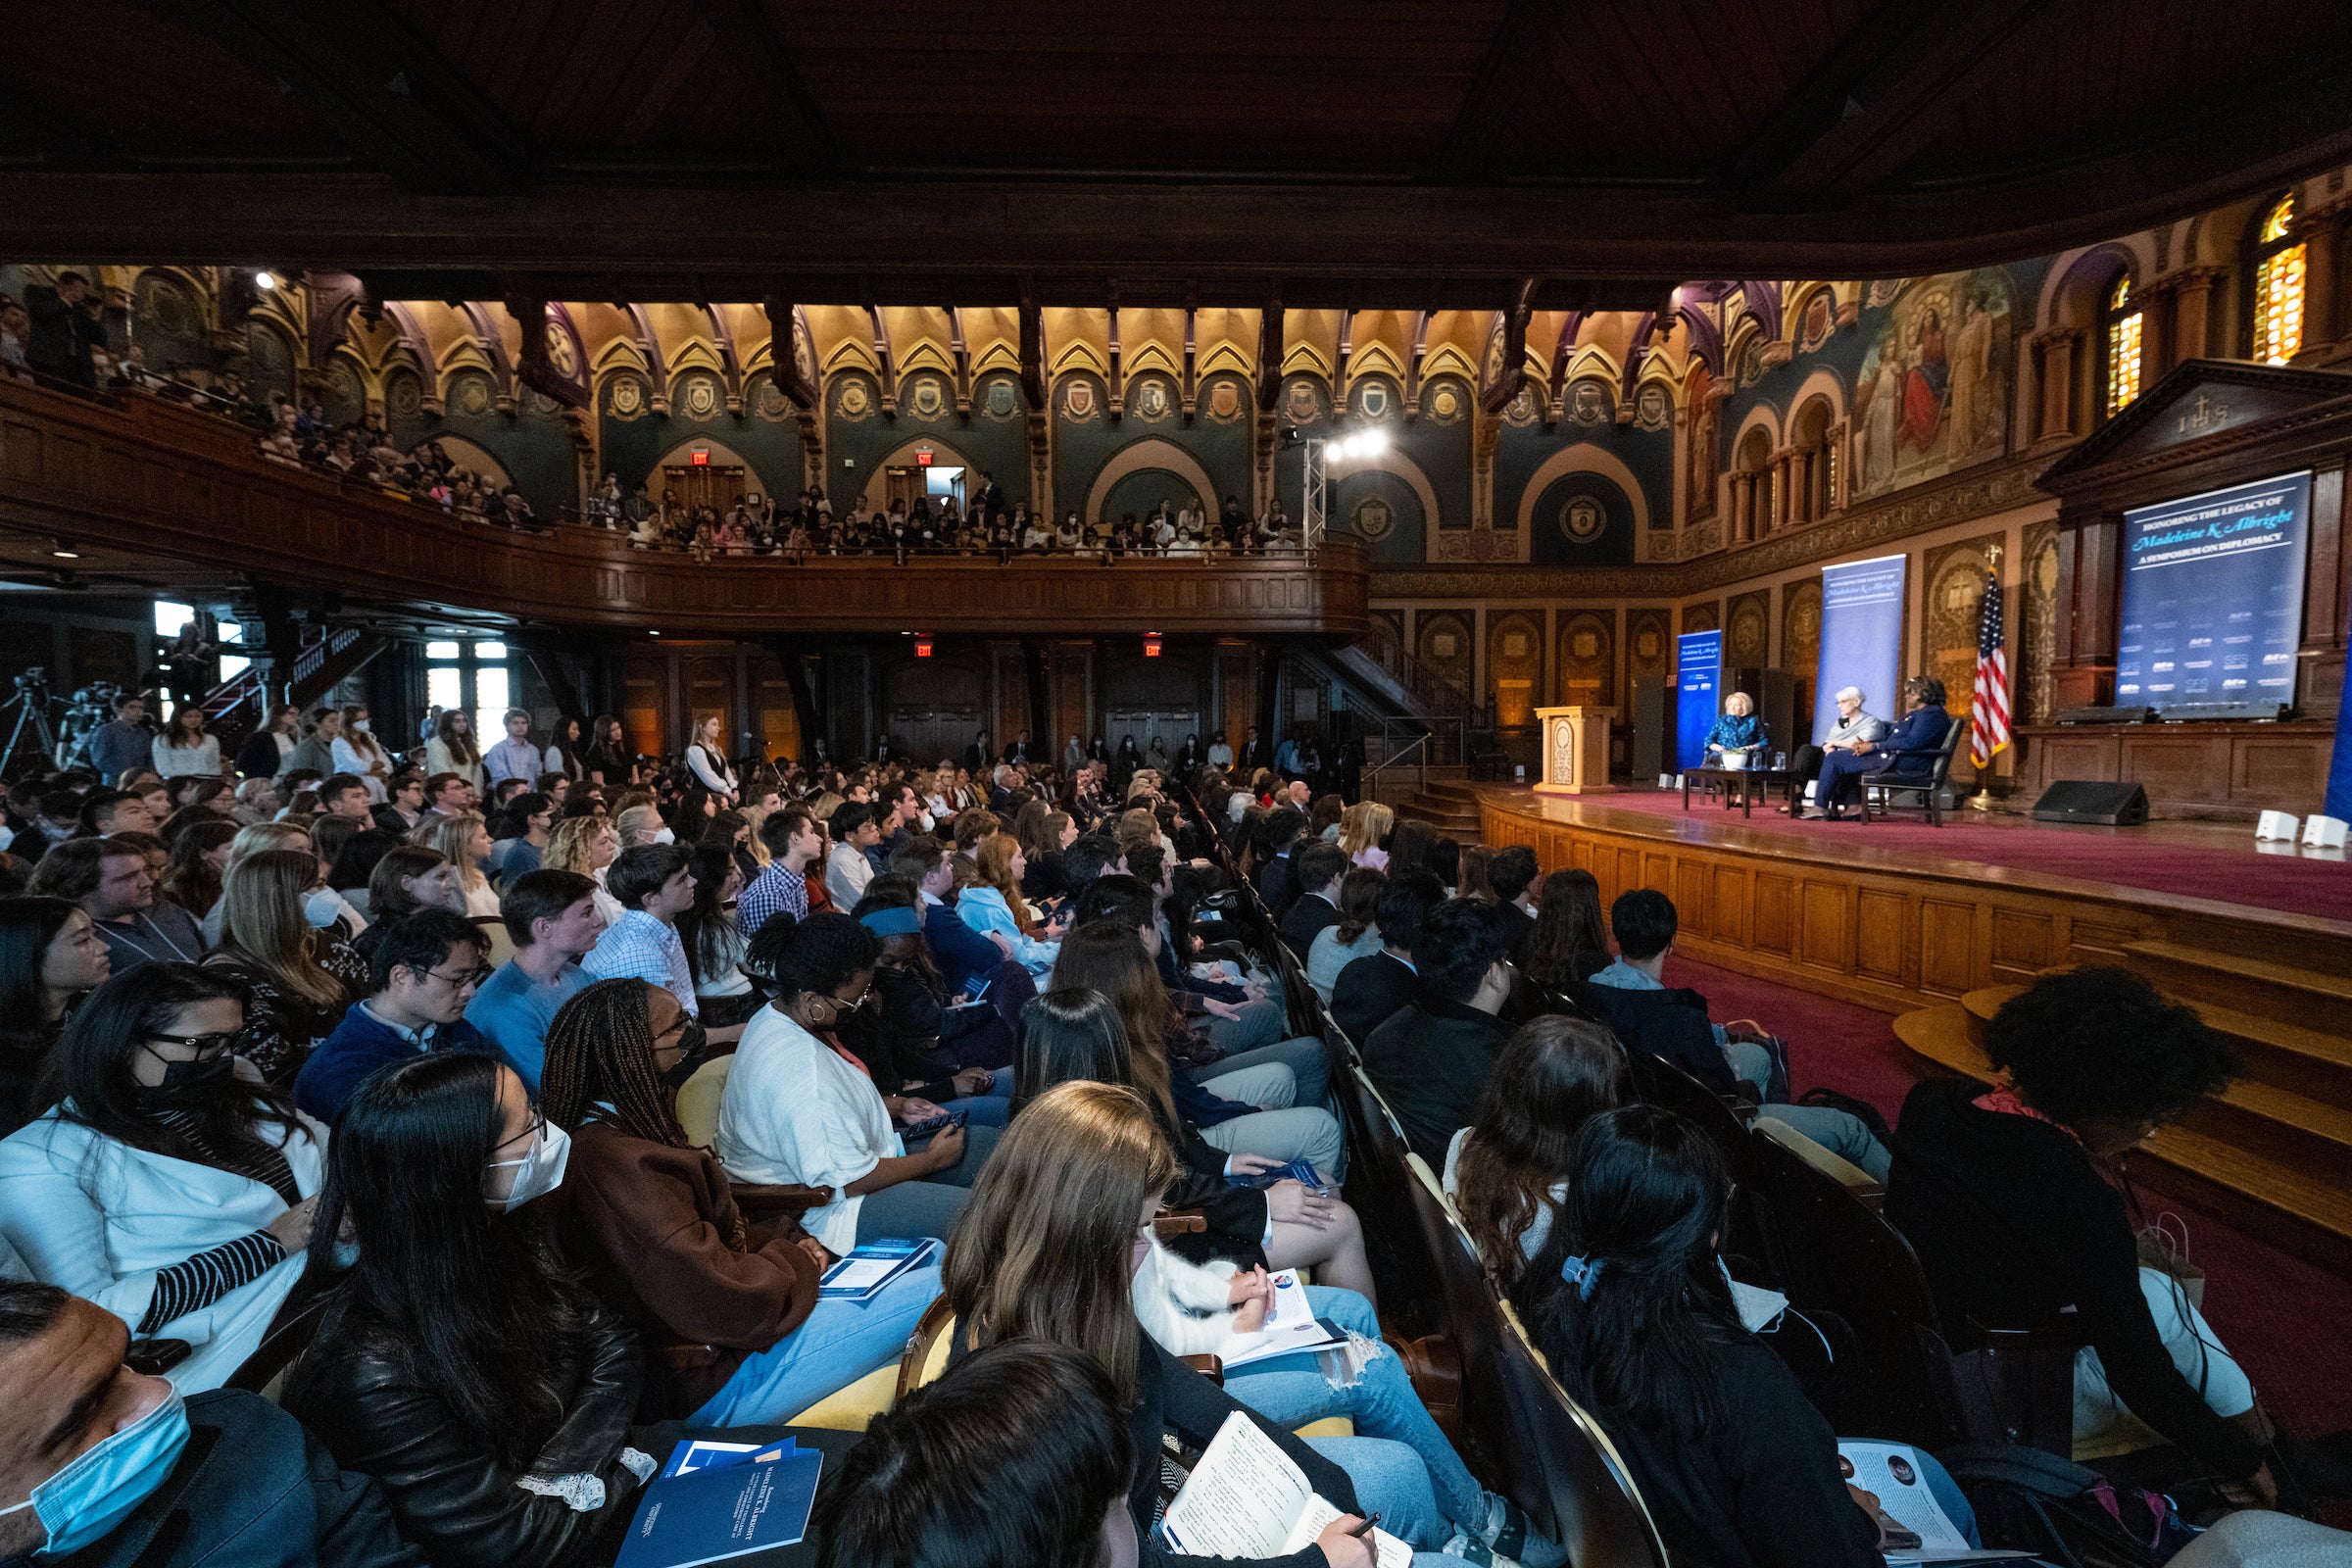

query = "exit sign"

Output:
[[915, 449, 933, 466]]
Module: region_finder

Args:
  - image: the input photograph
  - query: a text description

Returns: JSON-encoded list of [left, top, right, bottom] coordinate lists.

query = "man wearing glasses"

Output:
[[294, 909, 492, 1123]]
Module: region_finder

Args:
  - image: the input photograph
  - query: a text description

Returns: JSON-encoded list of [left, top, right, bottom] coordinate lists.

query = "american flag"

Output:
[[1969, 573, 2011, 768]]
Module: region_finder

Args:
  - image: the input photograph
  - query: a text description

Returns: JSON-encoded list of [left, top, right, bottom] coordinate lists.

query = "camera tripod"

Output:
[[0, 686, 59, 778]]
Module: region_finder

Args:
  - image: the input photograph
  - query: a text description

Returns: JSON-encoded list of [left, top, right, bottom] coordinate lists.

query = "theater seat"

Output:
[[1754, 1113, 1880, 1197], [675, 1055, 731, 1148], [784, 1362, 898, 1432]]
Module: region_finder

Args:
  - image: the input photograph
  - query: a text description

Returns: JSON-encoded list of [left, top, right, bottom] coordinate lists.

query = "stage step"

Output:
[[2121, 939, 2352, 1024], [1395, 778, 1486, 845], [1898, 1002, 2352, 1277]]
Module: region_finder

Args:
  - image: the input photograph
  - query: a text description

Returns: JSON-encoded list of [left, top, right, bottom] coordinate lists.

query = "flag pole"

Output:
[[1968, 545, 2003, 812]]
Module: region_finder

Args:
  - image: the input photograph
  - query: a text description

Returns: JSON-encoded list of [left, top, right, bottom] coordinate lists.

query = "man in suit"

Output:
[[1253, 806, 1306, 922], [1330, 870, 1445, 1049], [1001, 731, 1031, 765], [1239, 724, 1271, 773], [1803, 675, 1952, 820], [1484, 845, 1541, 961], [1276, 842, 1348, 956], [1360, 899, 1513, 1163]]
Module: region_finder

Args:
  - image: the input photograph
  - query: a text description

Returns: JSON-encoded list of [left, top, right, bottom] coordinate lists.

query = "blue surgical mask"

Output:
[[0, 1385, 190, 1557]]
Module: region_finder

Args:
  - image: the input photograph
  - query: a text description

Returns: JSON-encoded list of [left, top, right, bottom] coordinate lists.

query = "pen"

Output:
[[1346, 1513, 1381, 1539]]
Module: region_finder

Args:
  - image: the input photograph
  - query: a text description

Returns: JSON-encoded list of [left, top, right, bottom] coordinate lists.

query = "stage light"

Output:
[[1330, 434, 1355, 460], [1357, 427, 1388, 455], [648, 629, 661, 637], [255, 270, 278, 291]]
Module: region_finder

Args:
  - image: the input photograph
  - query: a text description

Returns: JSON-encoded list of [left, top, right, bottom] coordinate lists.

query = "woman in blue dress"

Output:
[[1704, 691, 1765, 761]]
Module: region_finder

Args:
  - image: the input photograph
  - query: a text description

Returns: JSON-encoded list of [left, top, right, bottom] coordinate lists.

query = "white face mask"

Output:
[[351, 719, 369, 733], [651, 826, 675, 845], [487, 1118, 571, 1211]]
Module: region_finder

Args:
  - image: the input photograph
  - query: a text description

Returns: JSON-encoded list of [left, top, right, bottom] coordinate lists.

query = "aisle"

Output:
[[1666, 954, 2352, 1457]]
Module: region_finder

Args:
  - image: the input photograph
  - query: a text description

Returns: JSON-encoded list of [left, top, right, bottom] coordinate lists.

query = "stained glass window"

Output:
[[2103, 275, 2142, 418], [2253, 191, 2305, 365]]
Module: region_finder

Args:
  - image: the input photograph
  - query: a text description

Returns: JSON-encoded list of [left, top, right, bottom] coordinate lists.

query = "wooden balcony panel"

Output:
[[0, 381, 1367, 636]]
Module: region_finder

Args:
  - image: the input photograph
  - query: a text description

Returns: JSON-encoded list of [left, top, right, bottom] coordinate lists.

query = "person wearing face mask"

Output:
[[294, 911, 492, 1124], [544, 977, 944, 1424], [0, 1279, 425, 1568], [466, 871, 604, 1096], [285, 1053, 660, 1568], [0, 964, 327, 1395]]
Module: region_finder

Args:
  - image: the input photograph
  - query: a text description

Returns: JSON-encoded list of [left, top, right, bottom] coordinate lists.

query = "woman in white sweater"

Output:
[[152, 706, 222, 779], [0, 962, 324, 1392]]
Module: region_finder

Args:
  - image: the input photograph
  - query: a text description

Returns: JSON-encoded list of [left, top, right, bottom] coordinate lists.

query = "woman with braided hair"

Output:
[[541, 976, 941, 1423]]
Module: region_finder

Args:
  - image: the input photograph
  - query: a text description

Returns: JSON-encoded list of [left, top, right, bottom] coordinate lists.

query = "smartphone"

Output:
[[903, 1106, 969, 1141]]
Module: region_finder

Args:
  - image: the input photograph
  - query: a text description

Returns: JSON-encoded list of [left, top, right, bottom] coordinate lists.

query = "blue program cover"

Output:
[[615, 1446, 823, 1568]]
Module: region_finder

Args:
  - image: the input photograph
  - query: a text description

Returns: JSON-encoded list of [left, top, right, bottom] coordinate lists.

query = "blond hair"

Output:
[[1339, 800, 1394, 861], [614, 804, 664, 846], [739, 803, 773, 866], [412, 809, 488, 892], [546, 815, 612, 876], [940, 1081, 1178, 1407], [216, 849, 347, 1009], [223, 820, 311, 876]]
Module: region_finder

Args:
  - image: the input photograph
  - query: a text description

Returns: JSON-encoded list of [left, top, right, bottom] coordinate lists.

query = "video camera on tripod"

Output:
[[2, 666, 62, 778]]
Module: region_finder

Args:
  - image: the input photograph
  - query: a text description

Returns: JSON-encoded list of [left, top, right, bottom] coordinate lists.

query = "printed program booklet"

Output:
[[1212, 1268, 1347, 1370], [1160, 1411, 1412, 1568], [1838, 1441, 2035, 1564], [815, 1237, 938, 1301], [614, 1437, 823, 1568]]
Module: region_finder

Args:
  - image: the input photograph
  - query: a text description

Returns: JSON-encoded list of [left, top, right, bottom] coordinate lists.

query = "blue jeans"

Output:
[[1726, 1043, 1892, 1182], [1195, 1034, 1331, 1111], [952, 1068, 1015, 1128], [1920, 1450, 1980, 1546], [685, 1259, 942, 1425], [1229, 1288, 1563, 1561]]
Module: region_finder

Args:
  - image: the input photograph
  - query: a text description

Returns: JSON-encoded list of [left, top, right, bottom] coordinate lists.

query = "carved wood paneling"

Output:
[[2013, 721, 2336, 817], [1482, 794, 2352, 1013]]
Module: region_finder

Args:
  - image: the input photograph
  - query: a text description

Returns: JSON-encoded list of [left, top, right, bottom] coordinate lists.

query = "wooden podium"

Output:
[[1535, 706, 1615, 794]]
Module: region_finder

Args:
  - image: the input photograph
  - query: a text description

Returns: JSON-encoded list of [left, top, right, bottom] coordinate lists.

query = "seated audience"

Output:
[[1331, 870, 1444, 1049], [544, 816, 623, 929], [543, 977, 941, 1423], [823, 802, 880, 909], [412, 812, 500, 918], [1584, 889, 1889, 1179], [1483, 846, 1540, 960], [325, 825, 402, 919], [1886, 966, 2347, 1507], [29, 837, 206, 973], [1360, 900, 1513, 1164], [159, 815, 241, 918], [1276, 841, 1348, 956], [943, 1081, 1453, 1566], [581, 843, 701, 1020], [1254, 806, 1306, 921], [294, 910, 490, 1124], [811, 1340, 1136, 1568], [1338, 800, 1393, 870], [465, 869, 602, 1094], [1515, 1105, 1953, 1568], [842, 888, 1012, 1124], [0, 963, 324, 1393], [1443, 1016, 1628, 1286], [890, 832, 1012, 998], [738, 806, 820, 941], [716, 914, 998, 1254], [202, 849, 368, 1087], [0, 898, 111, 1137], [1054, 915, 1347, 1185], [0, 1278, 425, 1567], [284, 1054, 654, 1568], [1306, 868, 1386, 1004], [1518, 868, 1612, 993], [957, 831, 1063, 978], [676, 840, 757, 1032]]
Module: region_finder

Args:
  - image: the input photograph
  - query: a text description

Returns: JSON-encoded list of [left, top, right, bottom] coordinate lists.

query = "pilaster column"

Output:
[[2033, 327, 2081, 445], [2298, 210, 2345, 354], [2167, 268, 2224, 368]]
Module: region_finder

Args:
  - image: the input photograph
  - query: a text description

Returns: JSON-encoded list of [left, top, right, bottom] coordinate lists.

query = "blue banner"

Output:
[[2119, 471, 2310, 713], [1813, 554, 1908, 744], [1676, 630, 1722, 771]]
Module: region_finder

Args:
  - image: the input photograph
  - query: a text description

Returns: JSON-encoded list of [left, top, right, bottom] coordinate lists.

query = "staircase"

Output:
[[1894, 939, 2352, 1277], [197, 624, 383, 751], [1393, 773, 1486, 846]]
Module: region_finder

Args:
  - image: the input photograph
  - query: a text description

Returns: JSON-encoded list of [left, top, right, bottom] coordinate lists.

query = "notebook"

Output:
[[1161, 1412, 1412, 1568]]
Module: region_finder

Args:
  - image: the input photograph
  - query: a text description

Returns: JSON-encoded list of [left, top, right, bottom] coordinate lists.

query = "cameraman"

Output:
[[85, 691, 154, 787]]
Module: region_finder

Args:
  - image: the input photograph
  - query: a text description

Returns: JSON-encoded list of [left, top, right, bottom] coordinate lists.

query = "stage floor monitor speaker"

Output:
[[2032, 780, 2149, 826]]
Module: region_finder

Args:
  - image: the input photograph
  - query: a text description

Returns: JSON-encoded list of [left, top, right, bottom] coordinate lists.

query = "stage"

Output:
[[1472, 784, 2352, 1017], [1476, 784, 2352, 1276]]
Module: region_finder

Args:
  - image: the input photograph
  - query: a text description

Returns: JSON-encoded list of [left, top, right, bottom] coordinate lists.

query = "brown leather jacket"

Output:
[[559, 1120, 824, 1418]]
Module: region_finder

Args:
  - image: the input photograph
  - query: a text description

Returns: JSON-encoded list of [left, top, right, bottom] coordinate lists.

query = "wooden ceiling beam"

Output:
[[170, 0, 528, 195], [688, 0, 841, 172], [1431, 0, 1553, 182]]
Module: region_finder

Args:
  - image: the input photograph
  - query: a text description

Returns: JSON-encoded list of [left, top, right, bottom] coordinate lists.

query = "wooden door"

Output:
[[662, 464, 747, 514]]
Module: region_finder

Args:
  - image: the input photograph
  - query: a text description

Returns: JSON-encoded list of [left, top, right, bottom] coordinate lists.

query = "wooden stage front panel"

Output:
[[1478, 790, 2352, 1015]]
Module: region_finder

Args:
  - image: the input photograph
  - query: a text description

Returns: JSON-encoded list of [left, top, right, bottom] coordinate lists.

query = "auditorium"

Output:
[[6, 6, 2352, 1566]]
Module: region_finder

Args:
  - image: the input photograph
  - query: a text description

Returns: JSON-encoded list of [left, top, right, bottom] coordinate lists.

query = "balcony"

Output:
[[0, 378, 1369, 638]]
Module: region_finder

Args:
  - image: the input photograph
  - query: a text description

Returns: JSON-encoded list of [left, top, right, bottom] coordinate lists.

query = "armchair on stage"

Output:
[[1858, 723, 1969, 827], [1535, 707, 1615, 795]]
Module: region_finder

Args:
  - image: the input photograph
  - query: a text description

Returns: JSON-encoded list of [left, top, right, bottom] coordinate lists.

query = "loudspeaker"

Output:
[[2032, 780, 2149, 826], [1632, 676, 1666, 782]]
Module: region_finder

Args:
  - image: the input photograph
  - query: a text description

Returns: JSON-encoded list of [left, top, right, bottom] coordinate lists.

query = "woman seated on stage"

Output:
[[1702, 690, 1765, 760], [1887, 966, 2350, 1511]]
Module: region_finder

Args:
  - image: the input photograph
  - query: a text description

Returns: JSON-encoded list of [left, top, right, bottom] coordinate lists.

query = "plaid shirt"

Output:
[[582, 908, 699, 1017], [738, 860, 808, 941]]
